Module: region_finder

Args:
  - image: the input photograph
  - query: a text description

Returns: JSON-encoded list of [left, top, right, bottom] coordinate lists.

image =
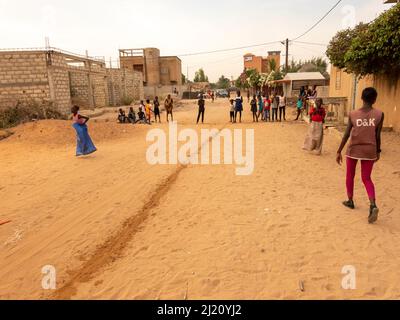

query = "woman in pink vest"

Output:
[[336, 88, 384, 224]]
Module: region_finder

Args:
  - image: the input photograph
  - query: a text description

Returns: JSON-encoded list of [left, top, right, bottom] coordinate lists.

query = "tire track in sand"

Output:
[[52, 164, 187, 300], [52, 123, 228, 300]]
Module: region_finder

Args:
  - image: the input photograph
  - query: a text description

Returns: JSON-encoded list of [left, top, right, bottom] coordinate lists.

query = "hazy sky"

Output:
[[0, 0, 393, 82]]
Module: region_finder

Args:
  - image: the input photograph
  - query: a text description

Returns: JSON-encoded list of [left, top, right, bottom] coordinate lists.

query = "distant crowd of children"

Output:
[[228, 90, 287, 123], [117, 94, 175, 125], [228, 85, 319, 124]]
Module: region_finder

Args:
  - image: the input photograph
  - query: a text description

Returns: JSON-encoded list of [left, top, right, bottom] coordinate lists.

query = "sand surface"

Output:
[[1, 99, 400, 300]]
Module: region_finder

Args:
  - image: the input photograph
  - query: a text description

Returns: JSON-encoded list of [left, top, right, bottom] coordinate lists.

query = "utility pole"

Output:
[[45, 37, 50, 50], [285, 38, 289, 73]]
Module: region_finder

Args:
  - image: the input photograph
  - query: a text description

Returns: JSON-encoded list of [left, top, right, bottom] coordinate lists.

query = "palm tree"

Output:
[[268, 59, 277, 72]]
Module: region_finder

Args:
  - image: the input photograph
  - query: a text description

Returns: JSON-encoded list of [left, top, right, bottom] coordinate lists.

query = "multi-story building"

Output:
[[119, 48, 182, 98], [243, 51, 281, 74]]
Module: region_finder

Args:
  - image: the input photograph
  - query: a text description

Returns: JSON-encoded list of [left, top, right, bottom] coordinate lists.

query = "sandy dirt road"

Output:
[[1, 99, 400, 300]]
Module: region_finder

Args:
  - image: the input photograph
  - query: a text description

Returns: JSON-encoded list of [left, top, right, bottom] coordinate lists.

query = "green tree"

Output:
[[247, 69, 261, 90], [216, 75, 231, 89], [286, 59, 303, 73], [326, 23, 369, 71], [344, 4, 400, 76], [268, 59, 277, 72], [327, 4, 400, 76], [284, 57, 328, 75], [193, 68, 209, 82]]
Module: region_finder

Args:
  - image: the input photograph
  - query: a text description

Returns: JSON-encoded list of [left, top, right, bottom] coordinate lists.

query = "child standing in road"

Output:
[[251, 95, 258, 122], [229, 99, 235, 123], [153, 96, 161, 123], [295, 97, 304, 121], [264, 95, 271, 122], [145, 99, 153, 124]]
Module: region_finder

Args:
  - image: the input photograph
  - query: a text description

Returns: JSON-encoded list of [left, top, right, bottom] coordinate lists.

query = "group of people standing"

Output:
[[249, 93, 287, 123], [117, 94, 175, 125]]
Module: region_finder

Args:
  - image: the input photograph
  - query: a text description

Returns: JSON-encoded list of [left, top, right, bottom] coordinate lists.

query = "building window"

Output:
[[161, 67, 169, 75], [133, 64, 144, 73], [335, 69, 342, 90]]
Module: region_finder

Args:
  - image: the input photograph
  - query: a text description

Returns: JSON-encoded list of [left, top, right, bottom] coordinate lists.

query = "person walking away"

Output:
[[336, 88, 384, 224], [197, 94, 206, 124], [71, 105, 97, 157], [234, 91, 243, 123], [165, 94, 174, 122], [250, 95, 258, 122], [229, 99, 235, 123], [279, 94, 287, 121], [153, 96, 161, 123], [271, 94, 279, 122], [295, 97, 304, 121], [264, 95, 271, 122], [303, 98, 326, 155]]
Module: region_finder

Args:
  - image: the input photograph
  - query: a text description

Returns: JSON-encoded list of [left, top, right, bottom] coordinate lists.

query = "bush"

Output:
[[0, 100, 66, 129]]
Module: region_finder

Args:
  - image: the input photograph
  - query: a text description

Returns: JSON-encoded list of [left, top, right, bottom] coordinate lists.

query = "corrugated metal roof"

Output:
[[284, 72, 325, 81]]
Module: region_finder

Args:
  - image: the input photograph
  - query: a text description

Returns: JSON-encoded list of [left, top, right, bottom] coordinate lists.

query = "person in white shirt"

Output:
[[279, 94, 287, 122]]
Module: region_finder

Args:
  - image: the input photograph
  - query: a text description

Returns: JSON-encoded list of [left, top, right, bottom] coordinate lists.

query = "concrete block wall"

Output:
[[68, 64, 109, 108], [107, 68, 123, 106], [47, 52, 72, 114], [91, 72, 109, 107], [0, 49, 144, 114], [69, 68, 91, 106], [106, 68, 144, 106], [0, 51, 51, 110]]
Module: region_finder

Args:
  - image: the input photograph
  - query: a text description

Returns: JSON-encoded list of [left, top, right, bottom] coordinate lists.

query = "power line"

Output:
[[291, 43, 328, 57], [177, 41, 281, 57], [291, 0, 343, 41], [292, 41, 328, 47], [186, 44, 281, 68]]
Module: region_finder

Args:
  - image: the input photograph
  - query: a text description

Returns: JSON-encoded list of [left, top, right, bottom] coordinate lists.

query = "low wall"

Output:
[[144, 84, 187, 100], [373, 75, 400, 132]]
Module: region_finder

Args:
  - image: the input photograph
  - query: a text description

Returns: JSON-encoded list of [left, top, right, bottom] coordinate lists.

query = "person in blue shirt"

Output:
[[295, 97, 304, 121], [234, 91, 243, 123]]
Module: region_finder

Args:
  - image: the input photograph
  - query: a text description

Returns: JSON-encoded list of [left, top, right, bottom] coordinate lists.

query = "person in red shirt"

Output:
[[310, 101, 326, 123], [303, 98, 326, 155], [263, 96, 272, 122]]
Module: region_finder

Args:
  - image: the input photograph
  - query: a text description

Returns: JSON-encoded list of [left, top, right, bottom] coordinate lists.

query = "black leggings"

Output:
[[235, 111, 242, 122], [252, 112, 258, 122], [295, 108, 302, 120], [279, 106, 286, 121], [230, 112, 235, 122], [197, 109, 205, 123]]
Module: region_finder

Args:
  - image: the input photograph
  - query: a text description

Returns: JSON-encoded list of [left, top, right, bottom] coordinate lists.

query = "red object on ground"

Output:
[[0, 220, 11, 226]]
